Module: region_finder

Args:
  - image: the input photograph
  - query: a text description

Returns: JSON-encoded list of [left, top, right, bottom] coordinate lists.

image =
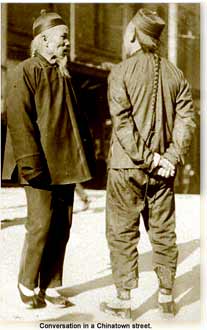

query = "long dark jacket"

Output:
[[4, 54, 95, 185], [107, 49, 196, 170]]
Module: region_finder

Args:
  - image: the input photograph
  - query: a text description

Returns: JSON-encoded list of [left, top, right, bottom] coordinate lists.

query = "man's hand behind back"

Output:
[[153, 153, 175, 178]]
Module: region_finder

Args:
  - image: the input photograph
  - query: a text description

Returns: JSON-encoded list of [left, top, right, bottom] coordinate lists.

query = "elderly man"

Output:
[[6, 10, 94, 308], [100, 8, 195, 318]]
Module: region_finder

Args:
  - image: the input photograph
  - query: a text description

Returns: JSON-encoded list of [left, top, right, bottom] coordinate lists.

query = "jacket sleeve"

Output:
[[6, 62, 50, 182], [163, 75, 196, 166], [108, 65, 154, 169]]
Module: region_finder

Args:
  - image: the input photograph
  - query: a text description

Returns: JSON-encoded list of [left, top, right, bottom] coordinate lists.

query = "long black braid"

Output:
[[146, 52, 160, 147]]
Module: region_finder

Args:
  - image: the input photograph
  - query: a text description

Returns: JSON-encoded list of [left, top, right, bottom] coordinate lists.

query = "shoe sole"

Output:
[[45, 296, 74, 308], [27, 301, 46, 309], [100, 302, 132, 319]]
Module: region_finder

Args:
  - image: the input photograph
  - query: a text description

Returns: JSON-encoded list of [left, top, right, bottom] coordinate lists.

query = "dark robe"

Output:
[[3, 54, 95, 186]]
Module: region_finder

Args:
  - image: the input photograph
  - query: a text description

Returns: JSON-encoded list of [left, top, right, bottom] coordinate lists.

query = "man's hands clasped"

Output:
[[153, 153, 175, 178]]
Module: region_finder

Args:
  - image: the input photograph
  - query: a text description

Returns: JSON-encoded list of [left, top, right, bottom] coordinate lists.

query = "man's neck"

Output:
[[129, 43, 141, 56], [38, 50, 56, 64], [123, 42, 141, 59], [36, 51, 70, 77]]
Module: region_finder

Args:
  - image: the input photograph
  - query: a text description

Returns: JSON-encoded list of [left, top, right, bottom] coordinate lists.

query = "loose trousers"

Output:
[[18, 185, 75, 290], [106, 169, 178, 291]]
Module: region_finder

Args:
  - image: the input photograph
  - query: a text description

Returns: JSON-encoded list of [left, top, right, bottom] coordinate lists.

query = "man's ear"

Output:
[[130, 31, 136, 43], [123, 20, 140, 59], [129, 23, 137, 43]]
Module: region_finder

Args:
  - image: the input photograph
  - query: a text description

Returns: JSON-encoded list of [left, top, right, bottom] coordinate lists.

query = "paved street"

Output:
[[0, 187, 202, 330]]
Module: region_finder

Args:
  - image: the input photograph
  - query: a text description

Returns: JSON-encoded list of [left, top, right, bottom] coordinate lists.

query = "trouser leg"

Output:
[[39, 185, 74, 289], [147, 180, 178, 290], [106, 169, 147, 291], [18, 187, 53, 290], [18, 185, 74, 290]]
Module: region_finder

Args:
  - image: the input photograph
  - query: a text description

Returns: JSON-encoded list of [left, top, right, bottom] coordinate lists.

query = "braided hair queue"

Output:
[[146, 52, 161, 147]]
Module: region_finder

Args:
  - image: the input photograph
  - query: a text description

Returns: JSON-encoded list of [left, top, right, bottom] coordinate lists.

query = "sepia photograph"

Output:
[[0, 1, 205, 330]]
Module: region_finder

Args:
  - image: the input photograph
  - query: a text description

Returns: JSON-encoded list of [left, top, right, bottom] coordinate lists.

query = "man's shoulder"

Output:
[[110, 57, 134, 78], [110, 52, 144, 74], [11, 57, 43, 90], [161, 57, 184, 80], [15, 57, 42, 75]]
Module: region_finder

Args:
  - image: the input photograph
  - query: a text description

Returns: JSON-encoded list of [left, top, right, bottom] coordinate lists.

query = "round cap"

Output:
[[132, 8, 165, 40], [33, 9, 66, 37]]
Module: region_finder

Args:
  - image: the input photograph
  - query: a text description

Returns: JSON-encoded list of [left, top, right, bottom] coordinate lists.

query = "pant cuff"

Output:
[[115, 270, 138, 290], [154, 265, 175, 290]]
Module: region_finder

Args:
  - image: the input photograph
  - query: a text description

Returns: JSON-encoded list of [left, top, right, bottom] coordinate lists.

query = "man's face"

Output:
[[44, 25, 70, 59]]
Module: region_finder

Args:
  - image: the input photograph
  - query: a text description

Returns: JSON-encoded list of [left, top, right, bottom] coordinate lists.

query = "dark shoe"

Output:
[[45, 294, 73, 307], [18, 284, 46, 309], [39, 290, 73, 308]]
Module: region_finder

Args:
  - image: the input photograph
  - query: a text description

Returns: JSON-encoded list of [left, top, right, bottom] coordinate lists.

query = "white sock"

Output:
[[46, 288, 60, 297], [34, 287, 40, 295], [19, 283, 34, 296], [158, 292, 173, 303]]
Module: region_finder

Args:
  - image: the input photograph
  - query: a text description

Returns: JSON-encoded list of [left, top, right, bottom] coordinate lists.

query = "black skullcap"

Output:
[[132, 8, 165, 40], [33, 9, 66, 37]]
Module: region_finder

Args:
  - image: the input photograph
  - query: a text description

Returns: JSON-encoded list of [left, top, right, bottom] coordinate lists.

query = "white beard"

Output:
[[55, 55, 70, 78]]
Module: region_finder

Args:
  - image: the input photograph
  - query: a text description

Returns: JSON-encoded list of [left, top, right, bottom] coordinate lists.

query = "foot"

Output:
[[158, 288, 176, 317], [100, 290, 131, 319], [18, 284, 46, 309], [39, 289, 73, 308]]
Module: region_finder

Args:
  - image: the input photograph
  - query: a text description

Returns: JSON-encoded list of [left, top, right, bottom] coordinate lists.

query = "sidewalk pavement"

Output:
[[0, 188, 202, 329]]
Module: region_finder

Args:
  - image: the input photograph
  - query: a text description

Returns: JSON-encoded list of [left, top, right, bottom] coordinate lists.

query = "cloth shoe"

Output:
[[39, 289, 73, 308], [100, 289, 132, 319], [18, 284, 46, 309]]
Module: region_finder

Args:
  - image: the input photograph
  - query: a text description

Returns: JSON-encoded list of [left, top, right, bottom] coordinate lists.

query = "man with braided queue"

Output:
[[100, 8, 196, 319], [6, 10, 95, 308]]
